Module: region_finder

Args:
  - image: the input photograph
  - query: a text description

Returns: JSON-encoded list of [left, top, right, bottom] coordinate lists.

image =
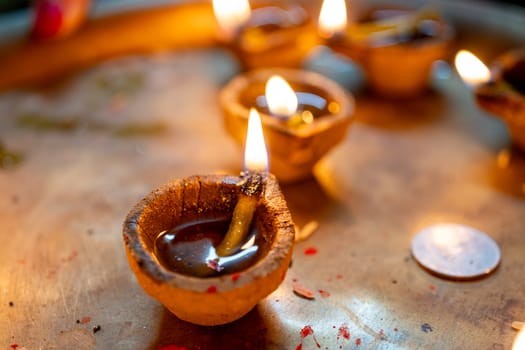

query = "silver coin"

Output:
[[411, 223, 501, 280]]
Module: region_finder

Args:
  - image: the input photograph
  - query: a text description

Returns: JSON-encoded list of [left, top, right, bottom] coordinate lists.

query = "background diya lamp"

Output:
[[456, 49, 525, 151], [212, 0, 319, 69], [123, 109, 295, 326], [220, 68, 354, 183], [318, 0, 453, 98]]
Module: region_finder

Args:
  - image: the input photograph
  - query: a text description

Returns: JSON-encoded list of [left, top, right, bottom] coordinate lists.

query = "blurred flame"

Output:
[[513, 328, 525, 350], [318, 0, 347, 38], [244, 109, 268, 173], [454, 50, 491, 87], [265, 75, 298, 118], [212, 0, 251, 40]]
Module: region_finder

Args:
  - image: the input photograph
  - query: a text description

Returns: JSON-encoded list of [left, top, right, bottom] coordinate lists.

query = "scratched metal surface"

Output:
[[1, 1, 525, 350]]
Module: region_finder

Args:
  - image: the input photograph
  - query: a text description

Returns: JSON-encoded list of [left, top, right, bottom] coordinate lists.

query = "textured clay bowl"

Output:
[[232, 2, 319, 70], [220, 68, 354, 183], [329, 8, 453, 98], [123, 174, 295, 326], [475, 49, 525, 151]]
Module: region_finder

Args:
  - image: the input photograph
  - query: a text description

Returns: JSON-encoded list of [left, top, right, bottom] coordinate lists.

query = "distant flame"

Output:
[[513, 328, 525, 350], [265, 75, 298, 118], [318, 0, 347, 38], [244, 109, 268, 173], [212, 0, 251, 40], [454, 50, 491, 87]]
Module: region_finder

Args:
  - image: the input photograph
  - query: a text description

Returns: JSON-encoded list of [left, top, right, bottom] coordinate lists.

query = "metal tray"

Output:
[[0, 1, 524, 349]]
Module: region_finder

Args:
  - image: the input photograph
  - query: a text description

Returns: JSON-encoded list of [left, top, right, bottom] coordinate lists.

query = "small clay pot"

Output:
[[123, 174, 295, 326], [475, 49, 525, 151], [220, 68, 354, 183], [225, 2, 319, 70], [327, 7, 453, 98]]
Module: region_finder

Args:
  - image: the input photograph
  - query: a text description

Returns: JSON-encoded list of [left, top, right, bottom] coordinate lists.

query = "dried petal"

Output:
[[293, 282, 315, 300], [295, 221, 319, 242]]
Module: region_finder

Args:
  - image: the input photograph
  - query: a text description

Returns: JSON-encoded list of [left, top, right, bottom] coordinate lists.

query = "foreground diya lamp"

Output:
[[123, 109, 295, 325], [318, 0, 453, 97], [212, 0, 318, 69], [220, 68, 354, 183], [456, 49, 525, 151]]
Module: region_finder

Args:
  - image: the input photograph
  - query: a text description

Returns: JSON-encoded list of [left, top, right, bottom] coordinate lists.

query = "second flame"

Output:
[[318, 0, 348, 38], [212, 0, 251, 40], [265, 75, 298, 118], [454, 50, 491, 87]]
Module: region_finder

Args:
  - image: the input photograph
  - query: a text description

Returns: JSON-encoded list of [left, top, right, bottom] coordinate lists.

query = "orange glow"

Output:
[[318, 0, 347, 38], [265, 75, 298, 118], [454, 50, 491, 87], [513, 328, 525, 350], [212, 0, 251, 40], [244, 109, 268, 173]]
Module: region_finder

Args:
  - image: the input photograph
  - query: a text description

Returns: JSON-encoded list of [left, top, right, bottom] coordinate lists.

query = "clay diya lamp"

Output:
[[318, 0, 453, 98], [212, 0, 318, 69], [220, 68, 354, 183], [123, 110, 295, 326], [462, 49, 525, 151]]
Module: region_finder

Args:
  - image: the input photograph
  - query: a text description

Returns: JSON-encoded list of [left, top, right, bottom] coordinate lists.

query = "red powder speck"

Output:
[[231, 273, 240, 282], [10, 344, 18, 350], [81, 317, 91, 324], [300, 325, 314, 338], [336, 274, 343, 280], [304, 247, 318, 256], [356, 338, 361, 346], [429, 284, 436, 291], [295, 344, 302, 350], [206, 286, 217, 294], [299, 325, 321, 348], [157, 345, 187, 350], [338, 324, 350, 340], [319, 289, 330, 298]]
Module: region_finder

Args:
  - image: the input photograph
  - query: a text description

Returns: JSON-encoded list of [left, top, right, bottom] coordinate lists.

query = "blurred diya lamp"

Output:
[[457, 49, 525, 151], [32, 0, 91, 40], [212, 0, 318, 69], [220, 68, 354, 183], [318, 0, 453, 98], [123, 110, 295, 326]]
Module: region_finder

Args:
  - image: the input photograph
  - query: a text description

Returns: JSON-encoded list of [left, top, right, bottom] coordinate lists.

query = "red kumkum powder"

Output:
[[304, 247, 318, 256]]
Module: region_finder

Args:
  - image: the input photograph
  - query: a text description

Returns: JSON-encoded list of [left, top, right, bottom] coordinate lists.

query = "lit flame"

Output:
[[318, 0, 347, 38], [454, 50, 491, 87], [212, 0, 251, 40], [265, 75, 298, 118], [244, 108, 268, 173], [513, 328, 525, 350]]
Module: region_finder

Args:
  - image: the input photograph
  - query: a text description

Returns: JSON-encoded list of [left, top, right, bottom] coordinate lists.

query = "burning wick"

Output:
[[318, 0, 347, 39], [216, 109, 268, 257], [454, 50, 491, 87], [266, 75, 298, 119], [212, 0, 251, 41]]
